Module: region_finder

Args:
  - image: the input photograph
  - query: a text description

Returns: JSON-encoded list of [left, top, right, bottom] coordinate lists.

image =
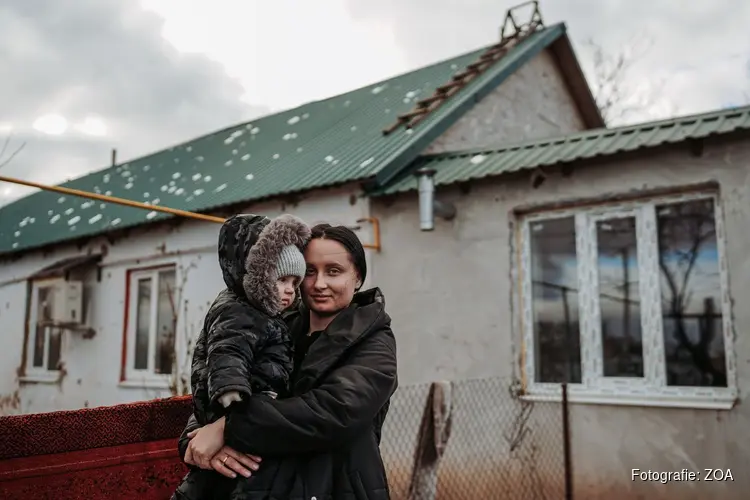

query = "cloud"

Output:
[[0, 0, 269, 206], [138, 0, 410, 110], [344, 0, 750, 124]]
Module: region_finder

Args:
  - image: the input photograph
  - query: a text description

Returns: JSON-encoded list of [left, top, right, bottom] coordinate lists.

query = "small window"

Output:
[[519, 193, 736, 409], [125, 266, 177, 382], [25, 281, 65, 378]]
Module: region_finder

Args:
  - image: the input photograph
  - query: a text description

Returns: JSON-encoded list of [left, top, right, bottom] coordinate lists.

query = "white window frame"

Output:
[[122, 265, 178, 388], [518, 191, 737, 410], [22, 278, 66, 383]]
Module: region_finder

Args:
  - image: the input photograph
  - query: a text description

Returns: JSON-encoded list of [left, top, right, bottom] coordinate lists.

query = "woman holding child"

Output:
[[172, 213, 398, 500]]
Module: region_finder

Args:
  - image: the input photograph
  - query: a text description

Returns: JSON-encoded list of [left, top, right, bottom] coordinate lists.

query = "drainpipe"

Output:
[[415, 168, 456, 231]]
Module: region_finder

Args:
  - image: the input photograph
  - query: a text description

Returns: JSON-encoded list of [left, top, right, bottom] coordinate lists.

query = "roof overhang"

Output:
[[371, 105, 750, 196], [28, 254, 103, 281], [547, 32, 606, 129]]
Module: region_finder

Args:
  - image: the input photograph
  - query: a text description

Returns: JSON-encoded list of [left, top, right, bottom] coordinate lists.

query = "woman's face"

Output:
[[302, 238, 360, 315]]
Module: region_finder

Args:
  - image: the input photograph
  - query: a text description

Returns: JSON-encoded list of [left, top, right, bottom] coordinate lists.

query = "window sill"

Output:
[[19, 372, 61, 384], [118, 377, 171, 391], [521, 390, 737, 411]]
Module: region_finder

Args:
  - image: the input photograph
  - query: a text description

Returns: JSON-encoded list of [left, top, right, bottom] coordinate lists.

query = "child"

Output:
[[173, 213, 310, 500]]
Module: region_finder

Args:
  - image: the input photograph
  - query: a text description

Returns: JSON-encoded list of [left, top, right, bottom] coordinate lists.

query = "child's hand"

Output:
[[219, 391, 242, 408], [185, 417, 226, 469]]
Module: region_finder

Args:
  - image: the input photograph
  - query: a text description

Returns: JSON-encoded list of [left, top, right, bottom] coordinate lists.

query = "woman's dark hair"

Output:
[[309, 223, 367, 286]]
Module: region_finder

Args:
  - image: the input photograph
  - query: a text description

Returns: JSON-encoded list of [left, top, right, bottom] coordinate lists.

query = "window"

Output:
[[25, 280, 65, 380], [125, 266, 177, 383], [519, 193, 736, 408]]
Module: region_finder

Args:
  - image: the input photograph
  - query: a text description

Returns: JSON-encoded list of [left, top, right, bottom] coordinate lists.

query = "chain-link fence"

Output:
[[379, 376, 570, 500]]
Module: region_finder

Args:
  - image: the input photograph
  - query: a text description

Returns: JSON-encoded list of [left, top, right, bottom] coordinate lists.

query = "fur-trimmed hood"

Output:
[[243, 214, 311, 316], [217, 213, 310, 316], [218, 214, 271, 299]]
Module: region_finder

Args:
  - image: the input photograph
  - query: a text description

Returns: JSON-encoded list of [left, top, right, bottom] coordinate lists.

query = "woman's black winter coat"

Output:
[[177, 287, 398, 500]]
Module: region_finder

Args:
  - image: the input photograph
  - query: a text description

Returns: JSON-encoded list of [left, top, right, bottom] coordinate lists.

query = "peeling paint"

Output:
[[0, 389, 20, 416]]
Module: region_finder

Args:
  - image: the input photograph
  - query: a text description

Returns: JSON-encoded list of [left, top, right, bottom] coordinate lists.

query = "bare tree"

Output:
[[141, 258, 202, 399], [581, 32, 677, 125], [165, 259, 200, 396], [0, 134, 25, 170]]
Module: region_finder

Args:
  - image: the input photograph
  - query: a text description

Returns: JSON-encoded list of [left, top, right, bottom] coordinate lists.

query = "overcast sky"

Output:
[[1, 0, 748, 206]]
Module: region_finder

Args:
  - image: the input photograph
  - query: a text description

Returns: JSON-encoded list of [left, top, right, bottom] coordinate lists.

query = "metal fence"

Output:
[[379, 376, 571, 500]]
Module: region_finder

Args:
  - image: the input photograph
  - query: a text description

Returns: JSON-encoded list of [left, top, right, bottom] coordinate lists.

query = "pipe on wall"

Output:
[[415, 168, 457, 231]]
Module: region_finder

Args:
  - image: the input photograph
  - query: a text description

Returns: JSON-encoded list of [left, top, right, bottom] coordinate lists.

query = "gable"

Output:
[[424, 48, 589, 153]]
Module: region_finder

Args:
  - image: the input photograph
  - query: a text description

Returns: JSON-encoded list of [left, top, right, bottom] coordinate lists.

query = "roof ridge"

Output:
[[419, 104, 750, 160], [311, 26, 568, 101], [382, 19, 556, 135]]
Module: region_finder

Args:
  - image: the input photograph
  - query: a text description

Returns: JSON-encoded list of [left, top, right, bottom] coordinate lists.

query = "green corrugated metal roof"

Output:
[[0, 24, 566, 255], [379, 104, 750, 195]]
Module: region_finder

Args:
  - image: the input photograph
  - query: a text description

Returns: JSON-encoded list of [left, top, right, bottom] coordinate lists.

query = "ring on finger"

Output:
[[222, 455, 229, 465]]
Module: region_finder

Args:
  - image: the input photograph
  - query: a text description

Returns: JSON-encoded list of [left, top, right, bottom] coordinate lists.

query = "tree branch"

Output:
[[581, 31, 675, 125], [0, 135, 25, 170]]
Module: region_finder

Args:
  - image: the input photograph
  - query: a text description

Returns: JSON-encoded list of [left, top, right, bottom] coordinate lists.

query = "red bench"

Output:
[[0, 396, 192, 500]]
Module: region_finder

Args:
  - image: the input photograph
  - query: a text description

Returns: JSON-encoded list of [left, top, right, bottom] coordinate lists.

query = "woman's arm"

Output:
[[178, 413, 203, 462], [224, 328, 397, 456], [182, 417, 261, 477]]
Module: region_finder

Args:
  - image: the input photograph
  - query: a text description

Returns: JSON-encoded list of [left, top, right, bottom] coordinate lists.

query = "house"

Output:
[[371, 106, 750, 499], [1, 6, 749, 497], [0, 12, 601, 413]]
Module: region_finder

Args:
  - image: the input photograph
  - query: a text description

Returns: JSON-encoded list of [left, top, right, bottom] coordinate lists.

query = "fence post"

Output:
[[407, 380, 454, 500], [562, 383, 573, 500]]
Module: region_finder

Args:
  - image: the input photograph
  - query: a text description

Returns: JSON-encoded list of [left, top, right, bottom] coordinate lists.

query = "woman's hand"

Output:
[[183, 417, 263, 478], [184, 417, 227, 469], [209, 445, 262, 479]]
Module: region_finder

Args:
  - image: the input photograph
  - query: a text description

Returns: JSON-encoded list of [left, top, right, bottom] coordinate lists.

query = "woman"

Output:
[[177, 223, 398, 499]]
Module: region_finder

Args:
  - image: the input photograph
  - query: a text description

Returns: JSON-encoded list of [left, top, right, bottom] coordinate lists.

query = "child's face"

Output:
[[276, 275, 299, 310]]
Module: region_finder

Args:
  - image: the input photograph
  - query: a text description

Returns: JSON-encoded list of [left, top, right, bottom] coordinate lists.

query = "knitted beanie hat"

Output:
[[275, 244, 306, 282]]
